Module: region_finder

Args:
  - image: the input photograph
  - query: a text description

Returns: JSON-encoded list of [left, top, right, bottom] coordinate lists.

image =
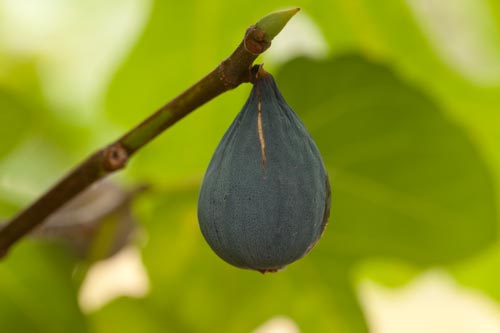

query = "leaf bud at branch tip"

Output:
[[256, 7, 300, 41]]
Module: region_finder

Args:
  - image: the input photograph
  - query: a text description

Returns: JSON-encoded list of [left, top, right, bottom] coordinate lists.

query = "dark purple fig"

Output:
[[198, 69, 330, 273]]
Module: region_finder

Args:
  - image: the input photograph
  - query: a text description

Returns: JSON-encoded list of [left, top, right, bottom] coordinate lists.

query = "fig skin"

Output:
[[198, 72, 330, 272]]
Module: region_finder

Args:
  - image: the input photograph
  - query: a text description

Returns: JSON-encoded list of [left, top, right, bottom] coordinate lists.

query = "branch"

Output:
[[0, 8, 300, 258]]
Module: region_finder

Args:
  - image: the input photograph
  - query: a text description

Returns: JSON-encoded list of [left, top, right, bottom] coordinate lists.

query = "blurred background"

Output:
[[1, 0, 500, 332]]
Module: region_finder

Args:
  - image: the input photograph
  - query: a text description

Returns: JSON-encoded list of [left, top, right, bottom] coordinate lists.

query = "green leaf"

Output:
[[0, 241, 87, 333], [451, 244, 500, 302], [276, 55, 497, 265], [89, 297, 164, 333], [353, 258, 421, 288], [0, 91, 33, 159], [0, 136, 72, 210], [255, 8, 301, 41]]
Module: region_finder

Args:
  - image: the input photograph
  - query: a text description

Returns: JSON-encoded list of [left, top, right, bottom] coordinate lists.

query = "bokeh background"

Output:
[[1, 1, 500, 332]]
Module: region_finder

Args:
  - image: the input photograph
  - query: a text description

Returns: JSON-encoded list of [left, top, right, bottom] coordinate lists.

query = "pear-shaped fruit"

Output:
[[198, 69, 330, 273]]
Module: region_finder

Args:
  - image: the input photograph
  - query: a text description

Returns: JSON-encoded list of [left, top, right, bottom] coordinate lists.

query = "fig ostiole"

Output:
[[198, 67, 330, 273]]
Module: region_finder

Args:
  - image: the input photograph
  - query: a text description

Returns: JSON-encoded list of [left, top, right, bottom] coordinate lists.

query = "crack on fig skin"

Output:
[[256, 83, 267, 173]]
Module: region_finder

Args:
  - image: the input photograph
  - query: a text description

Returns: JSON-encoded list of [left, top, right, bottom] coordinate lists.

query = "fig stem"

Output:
[[0, 8, 299, 258]]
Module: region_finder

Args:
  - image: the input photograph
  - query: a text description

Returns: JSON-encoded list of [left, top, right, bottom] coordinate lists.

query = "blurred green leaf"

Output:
[[277, 55, 497, 264], [0, 241, 87, 332], [0, 91, 33, 159], [90, 297, 164, 333], [0, 136, 72, 211], [451, 244, 500, 302], [354, 258, 421, 288], [0, 200, 18, 217], [104, 0, 244, 185]]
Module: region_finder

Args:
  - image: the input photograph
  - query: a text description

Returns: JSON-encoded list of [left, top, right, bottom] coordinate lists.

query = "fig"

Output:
[[198, 68, 330, 273]]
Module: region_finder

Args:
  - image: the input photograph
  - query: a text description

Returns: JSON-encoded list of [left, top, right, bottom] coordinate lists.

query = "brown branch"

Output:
[[0, 8, 300, 258]]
